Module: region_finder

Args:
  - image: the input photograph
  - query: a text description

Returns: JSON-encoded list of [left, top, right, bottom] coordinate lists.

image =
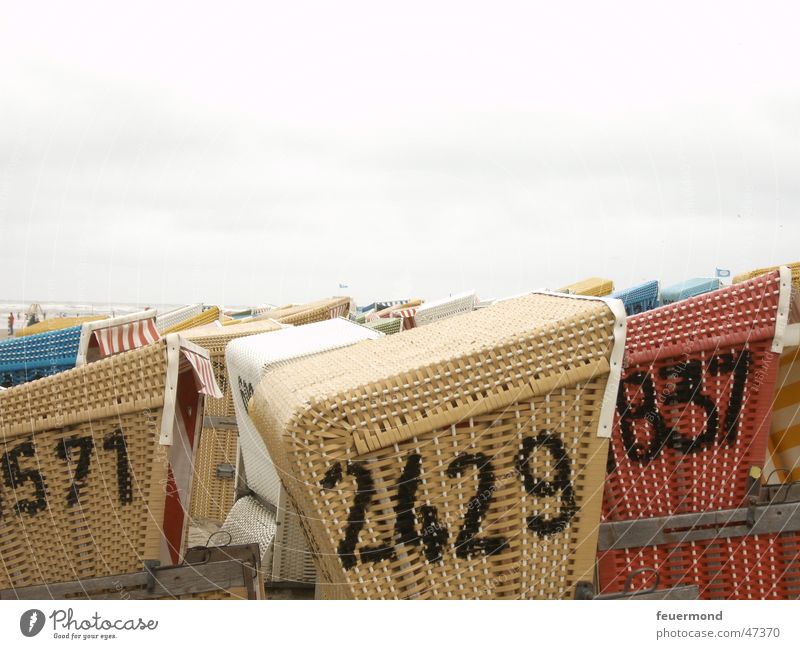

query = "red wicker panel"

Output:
[[603, 271, 784, 520], [598, 531, 800, 599]]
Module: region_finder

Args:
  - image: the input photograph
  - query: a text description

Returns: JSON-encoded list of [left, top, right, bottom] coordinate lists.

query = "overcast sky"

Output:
[[1, 1, 798, 307]]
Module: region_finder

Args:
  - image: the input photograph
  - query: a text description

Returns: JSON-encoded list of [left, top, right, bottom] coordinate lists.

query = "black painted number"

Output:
[[55, 435, 95, 506], [516, 432, 577, 537], [103, 429, 133, 505], [2, 441, 48, 516], [447, 453, 507, 558]]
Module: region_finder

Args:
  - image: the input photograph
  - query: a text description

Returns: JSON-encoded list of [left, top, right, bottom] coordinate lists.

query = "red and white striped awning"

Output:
[[92, 317, 160, 358], [179, 345, 223, 398]]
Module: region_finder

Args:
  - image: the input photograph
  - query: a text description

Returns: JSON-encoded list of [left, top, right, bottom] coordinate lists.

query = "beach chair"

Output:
[[400, 291, 477, 329], [155, 303, 205, 334], [0, 325, 82, 387], [598, 268, 800, 598], [660, 277, 720, 304], [245, 293, 626, 599], [609, 280, 660, 315], [15, 314, 106, 338], [363, 316, 403, 335], [0, 311, 159, 388], [0, 335, 221, 590], [252, 296, 353, 326], [224, 319, 383, 585], [734, 260, 800, 287], [161, 305, 221, 334], [558, 277, 614, 297], [180, 319, 285, 524]]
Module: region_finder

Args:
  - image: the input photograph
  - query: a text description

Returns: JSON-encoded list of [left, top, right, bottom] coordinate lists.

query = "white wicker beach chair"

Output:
[[224, 318, 382, 583]]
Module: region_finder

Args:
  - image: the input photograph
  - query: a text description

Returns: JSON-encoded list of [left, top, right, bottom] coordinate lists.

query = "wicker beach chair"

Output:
[[161, 305, 221, 334], [224, 318, 383, 584], [181, 319, 285, 523], [363, 316, 403, 335], [0, 335, 221, 590], [0, 311, 159, 388], [609, 280, 660, 315], [659, 277, 720, 304], [155, 304, 205, 334], [246, 293, 626, 599], [401, 291, 477, 329], [252, 297, 353, 327], [558, 277, 614, 297], [0, 325, 82, 387], [598, 268, 800, 598], [15, 315, 106, 338], [734, 260, 800, 287]]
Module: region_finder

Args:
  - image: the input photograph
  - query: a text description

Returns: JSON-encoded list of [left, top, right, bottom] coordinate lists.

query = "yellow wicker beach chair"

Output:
[[161, 305, 221, 334], [248, 292, 626, 599], [252, 296, 353, 326], [557, 277, 614, 297], [734, 261, 800, 288]]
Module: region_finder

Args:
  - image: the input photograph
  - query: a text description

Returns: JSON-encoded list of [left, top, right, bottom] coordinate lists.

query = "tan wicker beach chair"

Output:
[[0, 335, 221, 590], [248, 293, 626, 599]]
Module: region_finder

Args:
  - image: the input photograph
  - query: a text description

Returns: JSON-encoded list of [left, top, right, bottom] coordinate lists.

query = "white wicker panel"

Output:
[[412, 290, 477, 327], [220, 495, 277, 572], [226, 318, 382, 505]]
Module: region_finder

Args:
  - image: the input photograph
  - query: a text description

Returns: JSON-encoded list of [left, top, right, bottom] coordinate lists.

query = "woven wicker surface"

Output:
[[15, 315, 106, 338], [221, 495, 277, 566], [250, 293, 622, 599], [558, 277, 614, 297], [660, 277, 721, 304], [227, 319, 382, 506], [364, 317, 403, 335], [768, 345, 800, 481], [0, 342, 179, 589], [182, 319, 283, 419], [603, 271, 784, 521], [249, 297, 352, 327], [189, 426, 238, 522], [155, 304, 204, 334], [610, 280, 660, 315], [0, 325, 82, 387], [598, 529, 800, 599], [161, 306, 220, 334], [412, 291, 476, 327], [734, 260, 800, 288]]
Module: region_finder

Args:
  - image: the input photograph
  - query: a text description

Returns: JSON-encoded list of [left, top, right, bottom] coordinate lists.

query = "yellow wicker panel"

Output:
[[189, 426, 239, 522], [558, 277, 614, 296], [250, 293, 621, 599], [15, 315, 107, 338], [161, 306, 221, 334], [254, 296, 352, 327], [734, 261, 800, 289]]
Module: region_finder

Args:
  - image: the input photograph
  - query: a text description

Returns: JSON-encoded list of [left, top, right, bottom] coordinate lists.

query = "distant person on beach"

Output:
[[7, 312, 14, 336]]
